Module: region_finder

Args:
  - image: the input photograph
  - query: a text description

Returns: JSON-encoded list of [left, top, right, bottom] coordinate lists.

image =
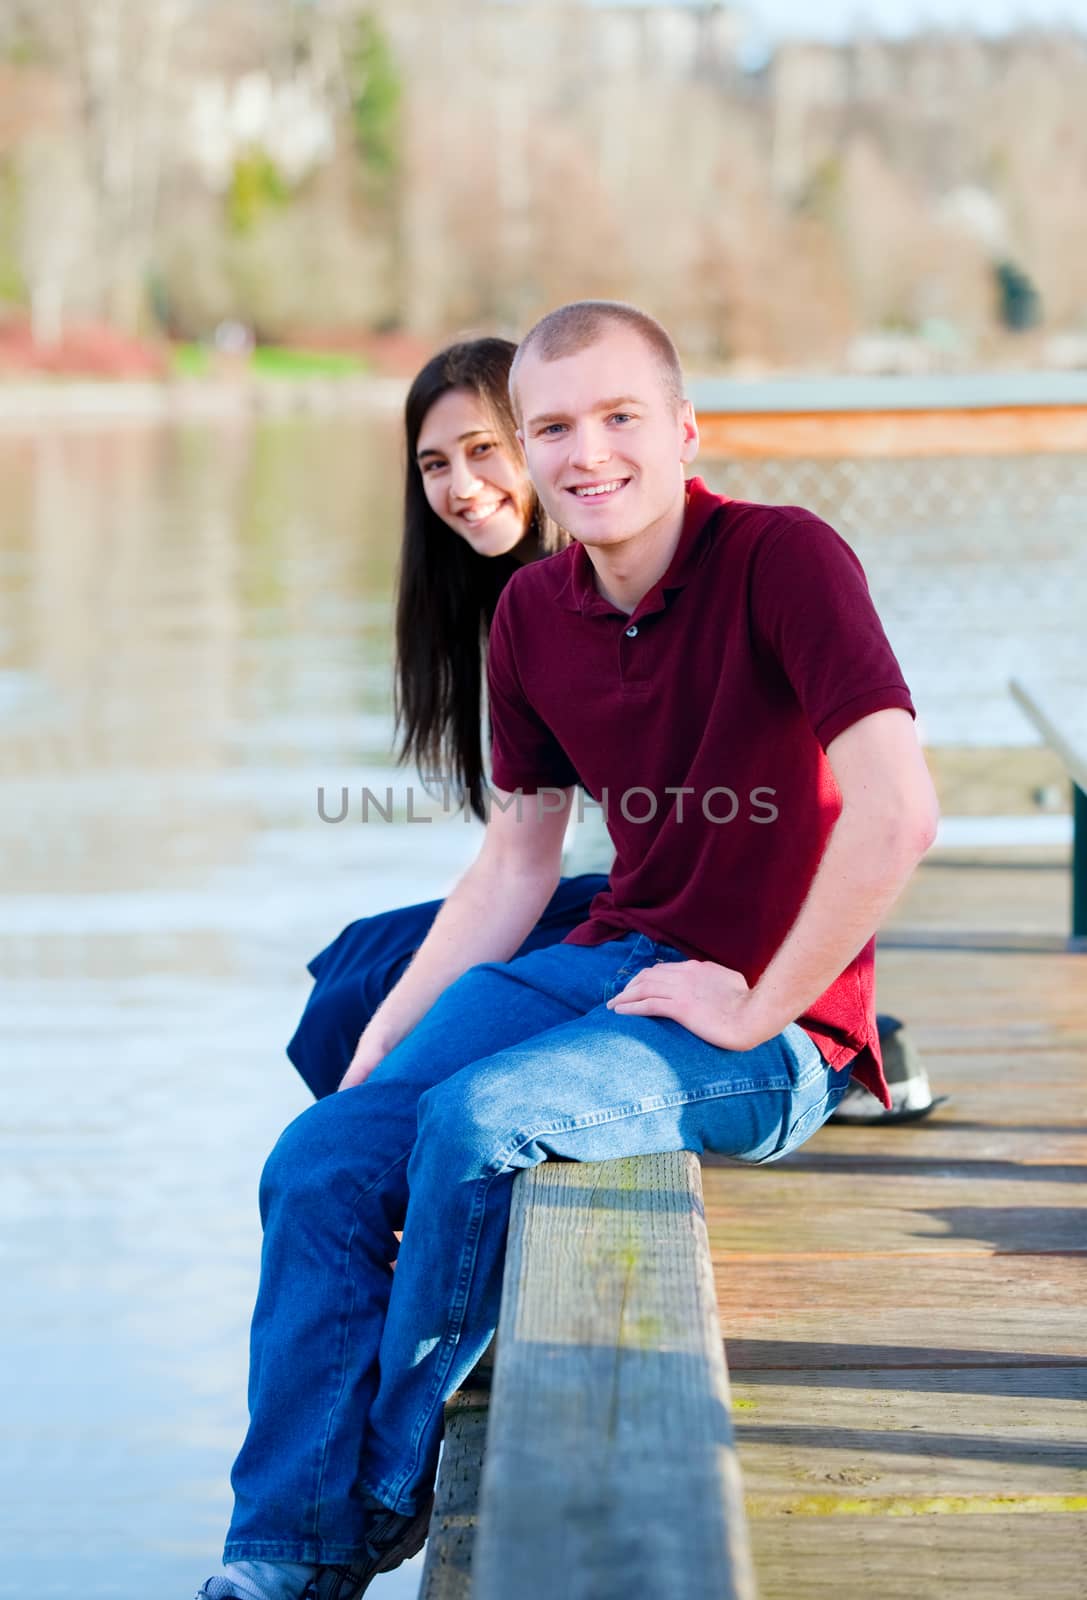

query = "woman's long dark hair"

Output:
[[395, 337, 561, 821]]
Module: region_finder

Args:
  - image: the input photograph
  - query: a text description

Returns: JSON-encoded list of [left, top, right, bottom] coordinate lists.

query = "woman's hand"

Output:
[[338, 1035, 387, 1092], [606, 959, 772, 1053]]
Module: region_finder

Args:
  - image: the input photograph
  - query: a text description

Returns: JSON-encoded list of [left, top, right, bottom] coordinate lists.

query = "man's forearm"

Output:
[[746, 804, 934, 1042], [358, 856, 560, 1060]]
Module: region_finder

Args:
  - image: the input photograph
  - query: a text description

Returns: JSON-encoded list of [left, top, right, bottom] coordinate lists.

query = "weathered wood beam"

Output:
[[471, 1151, 757, 1600]]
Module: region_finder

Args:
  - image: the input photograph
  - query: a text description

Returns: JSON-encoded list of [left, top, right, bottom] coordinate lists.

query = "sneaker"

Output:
[[193, 1497, 433, 1600], [194, 1574, 316, 1600], [196, 1561, 316, 1600], [310, 1492, 435, 1599], [829, 1015, 949, 1125]]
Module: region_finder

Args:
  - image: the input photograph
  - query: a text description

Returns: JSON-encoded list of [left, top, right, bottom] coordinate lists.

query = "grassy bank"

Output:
[[171, 344, 371, 381]]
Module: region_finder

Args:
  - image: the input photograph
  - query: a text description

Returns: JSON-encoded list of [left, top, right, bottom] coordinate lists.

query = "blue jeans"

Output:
[[226, 932, 852, 1563]]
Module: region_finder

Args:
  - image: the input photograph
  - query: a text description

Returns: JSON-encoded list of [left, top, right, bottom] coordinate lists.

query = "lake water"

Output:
[[1, 415, 1084, 1597]]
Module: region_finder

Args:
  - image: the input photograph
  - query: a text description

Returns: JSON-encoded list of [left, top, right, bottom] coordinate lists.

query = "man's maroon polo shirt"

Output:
[[486, 476, 916, 1106]]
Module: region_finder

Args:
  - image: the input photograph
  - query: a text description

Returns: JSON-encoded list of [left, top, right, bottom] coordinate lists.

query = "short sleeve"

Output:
[[487, 589, 580, 793], [751, 511, 915, 750]]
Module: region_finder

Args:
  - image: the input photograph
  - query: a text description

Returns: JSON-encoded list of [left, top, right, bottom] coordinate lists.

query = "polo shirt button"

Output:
[[625, 624, 639, 638]]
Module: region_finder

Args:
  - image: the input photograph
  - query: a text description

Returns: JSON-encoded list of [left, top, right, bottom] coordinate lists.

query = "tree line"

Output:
[[0, 0, 1081, 367]]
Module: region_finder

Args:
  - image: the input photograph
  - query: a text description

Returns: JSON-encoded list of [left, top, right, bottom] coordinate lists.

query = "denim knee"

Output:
[[259, 1100, 340, 1217], [259, 1094, 392, 1215], [259, 1098, 413, 1266], [414, 1072, 516, 1182]]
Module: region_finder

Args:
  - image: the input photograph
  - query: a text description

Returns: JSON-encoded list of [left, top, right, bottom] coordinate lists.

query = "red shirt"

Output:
[[487, 477, 916, 1106]]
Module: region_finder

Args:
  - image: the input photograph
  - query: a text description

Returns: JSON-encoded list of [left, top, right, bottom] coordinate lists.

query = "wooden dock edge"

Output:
[[420, 1151, 757, 1600]]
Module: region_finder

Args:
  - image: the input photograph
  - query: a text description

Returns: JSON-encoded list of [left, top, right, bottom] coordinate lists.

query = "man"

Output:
[[198, 301, 938, 1600]]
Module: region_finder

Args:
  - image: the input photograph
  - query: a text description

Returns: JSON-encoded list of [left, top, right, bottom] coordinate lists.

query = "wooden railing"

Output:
[[421, 1152, 757, 1599]]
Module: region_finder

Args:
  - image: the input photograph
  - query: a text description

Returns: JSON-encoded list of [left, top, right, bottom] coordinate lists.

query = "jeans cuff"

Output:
[[356, 1476, 422, 1519], [222, 1542, 370, 1565]]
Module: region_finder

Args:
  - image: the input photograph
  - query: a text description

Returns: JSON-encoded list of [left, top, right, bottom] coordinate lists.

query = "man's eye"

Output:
[[610, 413, 633, 424], [541, 423, 566, 436]]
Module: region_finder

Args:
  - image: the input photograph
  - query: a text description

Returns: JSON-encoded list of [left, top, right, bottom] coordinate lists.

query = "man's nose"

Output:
[[569, 423, 610, 469]]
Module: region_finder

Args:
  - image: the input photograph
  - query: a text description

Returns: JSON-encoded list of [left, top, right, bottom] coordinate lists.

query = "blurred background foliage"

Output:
[[0, 0, 1082, 371]]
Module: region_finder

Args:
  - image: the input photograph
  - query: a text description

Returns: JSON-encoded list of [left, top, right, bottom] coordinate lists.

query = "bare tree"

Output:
[[8, 0, 189, 334], [16, 133, 91, 342]]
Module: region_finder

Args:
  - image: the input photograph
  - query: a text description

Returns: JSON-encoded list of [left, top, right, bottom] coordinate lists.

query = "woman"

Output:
[[288, 337, 939, 1121], [287, 337, 609, 1101]]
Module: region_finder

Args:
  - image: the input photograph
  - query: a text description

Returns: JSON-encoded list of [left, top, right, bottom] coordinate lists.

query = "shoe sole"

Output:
[[372, 1492, 435, 1579], [831, 1093, 950, 1125]]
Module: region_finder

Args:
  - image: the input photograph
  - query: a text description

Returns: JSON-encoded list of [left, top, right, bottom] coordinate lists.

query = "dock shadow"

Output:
[[918, 1202, 1086, 1254], [725, 1339, 1087, 1402], [760, 1152, 1085, 1185], [731, 1420, 1087, 1471]]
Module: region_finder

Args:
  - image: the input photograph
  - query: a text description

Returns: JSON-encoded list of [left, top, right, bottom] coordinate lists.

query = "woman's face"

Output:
[[415, 387, 532, 557]]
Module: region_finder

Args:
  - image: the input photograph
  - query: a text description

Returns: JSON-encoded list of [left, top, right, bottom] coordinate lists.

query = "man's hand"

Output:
[[606, 959, 771, 1053]]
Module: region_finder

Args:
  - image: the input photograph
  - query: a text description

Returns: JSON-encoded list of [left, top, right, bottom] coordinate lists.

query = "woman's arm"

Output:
[[339, 786, 574, 1089]]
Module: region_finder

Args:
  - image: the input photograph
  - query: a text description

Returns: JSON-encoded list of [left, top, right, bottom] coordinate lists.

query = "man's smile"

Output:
[[567, 478, 630, 501]]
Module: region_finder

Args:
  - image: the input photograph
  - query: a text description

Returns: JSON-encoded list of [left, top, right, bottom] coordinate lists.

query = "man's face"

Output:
[[515, 325, 698, 550]]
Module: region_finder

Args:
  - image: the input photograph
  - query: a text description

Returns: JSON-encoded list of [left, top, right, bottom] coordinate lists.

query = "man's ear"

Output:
[[515, 427, 526, 456], [679, 399, 700, 465]]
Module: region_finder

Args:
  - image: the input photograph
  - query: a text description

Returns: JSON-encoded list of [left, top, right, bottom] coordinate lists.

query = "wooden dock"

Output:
[[707, 846, 1087, 1597], [422, 844, 1084, 1596]]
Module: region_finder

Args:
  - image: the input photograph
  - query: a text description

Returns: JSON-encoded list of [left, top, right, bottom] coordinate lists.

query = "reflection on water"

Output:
[[1, 418, 1085, 1597], [0, 417, 478, 1599]]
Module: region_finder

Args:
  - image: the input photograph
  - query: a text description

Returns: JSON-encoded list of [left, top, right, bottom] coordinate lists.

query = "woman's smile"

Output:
[[459, 494, 511, 526]]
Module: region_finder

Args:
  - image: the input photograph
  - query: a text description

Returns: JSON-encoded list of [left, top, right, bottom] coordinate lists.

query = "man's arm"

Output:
[[339, 786, 573, 1089], [608, 709, 938, 1048]]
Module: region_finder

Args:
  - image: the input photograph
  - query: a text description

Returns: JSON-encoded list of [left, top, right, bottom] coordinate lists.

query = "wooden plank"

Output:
[[472, 1151, 757, 1600], [695, 406, 1087, 459], [706, 1144, 1086, 1252], [732, 1365, 1087, 1501], [418, 1392, 489, 1600], [811, 1117, 1086, 1159], [745, 1514, 1087, 1600], [737, 1365, 1087, 1600], [878, 841, 1079, 945]]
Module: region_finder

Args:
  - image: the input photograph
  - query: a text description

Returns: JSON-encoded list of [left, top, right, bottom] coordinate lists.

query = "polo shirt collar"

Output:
[[556, 476, 726, 616]]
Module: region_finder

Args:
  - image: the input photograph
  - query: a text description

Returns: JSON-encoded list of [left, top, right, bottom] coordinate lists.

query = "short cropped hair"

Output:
[[510, 300, 685, 419]]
